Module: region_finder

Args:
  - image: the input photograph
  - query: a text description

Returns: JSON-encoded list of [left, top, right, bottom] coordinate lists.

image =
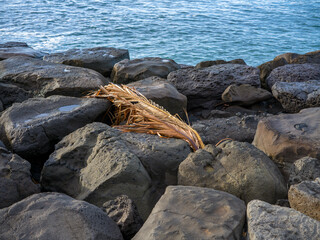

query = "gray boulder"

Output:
[[271, 80, 320, 113], [102, 195, 143, 240], [247, 200, 320, 240], [266, 63, 320, 89], [167, 64, 260, 111], [192, 115, 264, 145], [288, 179, 320, 221], [133, 186, 246, 240], [0, 96, 110, 161], [0, 56, 108, 97], [0, 83, 30, 110], [0, 147, 40, 208], [43, 47, 129, 77], [41, 122, 191, 220], [0, 192, 123, 240], [289, 157, 320, 186], [0, 42, 46, 60], [178, 142, 287, 204], [195, 59, 246, 68], [253, 107, 320, 180], [127, 76, 187, 116], [111, 57, 180, 84]]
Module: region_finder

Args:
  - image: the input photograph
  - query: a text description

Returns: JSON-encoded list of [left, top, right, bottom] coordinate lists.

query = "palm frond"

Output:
[[87, 83, 204, 151]]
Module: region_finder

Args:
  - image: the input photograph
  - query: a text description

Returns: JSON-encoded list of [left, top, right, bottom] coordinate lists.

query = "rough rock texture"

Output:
[[102, 195, 143, 240], [167, 64, 260, 111], [0, 146, 40, 208], [247, 200, 320, 240], [253, 107, 320, 180], [271, 80, 320, 113], [133, 186, 246, 240], [0, 56, 109, 97], [192, 115, 264, 145], [127, 76, 187, 116], [0, 42, 46, 60], [0, 83, 30, 110], [222, 84, 272, 105], [266, 63, 320, 89], [195, 59, 246, 68], [111, 57, 180, 84], [43, 47, 129, 77], [288, 179, 320, 221], [0, 96, 110, 161], [178, 142, 287, 204], [289, 157, 320, 186], [0, 192, 123, 240], [41, 122, 191, 220]]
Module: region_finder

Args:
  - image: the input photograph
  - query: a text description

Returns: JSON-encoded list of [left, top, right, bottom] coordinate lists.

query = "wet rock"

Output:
[[167, 64, 260, 112], [0, 96, 110, 161], [0, 42, 46, 60], [195, 59, 246, 68], [127, 76, 187, 116], [0, 147, 40, 208], [41, 122, 191, 220], [132, 186, 246, 240], [271, 80, 320, 113], [192, 115, 264, 145], [111, 57, 180, 84], [102, 195, 143, 240], [253, 107, 320, 180], [0, 56, 109, 97], [289, 157, 320, 186], [178, 142, 287, 204], [222, 84, 272, 105], [43, 47, 129, 77], [0, 192, 123, 240], [0, 83, 30, 110], [288, 179, 320, 221], [247, 200, 320, 240], [266, 63, 320, 89]]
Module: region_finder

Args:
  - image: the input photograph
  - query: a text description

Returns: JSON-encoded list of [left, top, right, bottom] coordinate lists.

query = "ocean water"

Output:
[[0, 0, 319, 66]]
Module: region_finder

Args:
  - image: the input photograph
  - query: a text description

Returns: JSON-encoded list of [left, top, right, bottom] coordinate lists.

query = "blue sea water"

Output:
[[0, 0, 319, 66]]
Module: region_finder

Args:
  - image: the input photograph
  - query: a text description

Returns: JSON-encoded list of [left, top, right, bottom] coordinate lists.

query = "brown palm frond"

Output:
[[87, 83, 204, 151]]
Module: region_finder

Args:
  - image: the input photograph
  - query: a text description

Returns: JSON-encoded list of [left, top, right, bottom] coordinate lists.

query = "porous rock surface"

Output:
[[247, 200, 320, 240], [111, 57, 180, 84], [43, 47, 129, 77], [289, 157, 320, 186], [41, 122, 191, 220], [195, 58, 246, 68], [132, 186, 246, 240], [0, 192, 123, 240], [167, 64, 260, 111], [178, 142, 287, 204], [0, 56, 108, 97], [0, 95, 110, 161], [271, 80, 320, 113]]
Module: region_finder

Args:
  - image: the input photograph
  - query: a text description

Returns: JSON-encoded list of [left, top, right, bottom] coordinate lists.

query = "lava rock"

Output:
[[289, 157, 320, 186], [0, 42, 46, 60], [195, 59, 246, 68], [0, 83, 31, 110]]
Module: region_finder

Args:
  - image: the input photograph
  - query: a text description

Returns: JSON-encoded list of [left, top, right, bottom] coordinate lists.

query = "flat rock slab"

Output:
[[289, 157, 320, 186], [192, 115, 264, 145], [178, 142, 287, 204], [253, 107, 320, 180], [133, 186, 246, 240], [41, 122, 191, 220], [288, 179, 320, 221], [0, 56, 109, 97], [111, 57, 180, 84], [266, 63, 320, 89], [0, 42, 46, 60], [272, 80, 320, 113], [127, 76, 187, 116], [167, 64, 260, 111], [247, 200, 320, 240], [0, 192, 123, 240], [43, 47, 129, 77], [0, 96, 110, 161], [0, 147, 40, 208]]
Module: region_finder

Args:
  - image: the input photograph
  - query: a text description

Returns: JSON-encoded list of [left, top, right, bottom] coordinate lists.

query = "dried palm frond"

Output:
[[87, 83, 204, 151]]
